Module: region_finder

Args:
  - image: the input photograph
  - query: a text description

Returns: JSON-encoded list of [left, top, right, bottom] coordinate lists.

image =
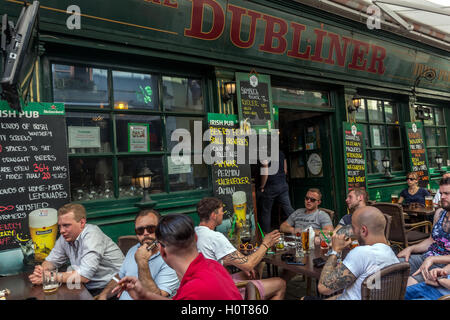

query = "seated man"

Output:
[[195, 197, 286, 300], [280, 188, 334, 239], [315, 206, 399, 300], [96, 209, 179, 300], [29, 203, 125, 296], [113, 214, 242, 300], [334, 187, 368, 232], [433, 172, 450, 206], [398, 177, 450, 287], [405, 261, 450, 300]]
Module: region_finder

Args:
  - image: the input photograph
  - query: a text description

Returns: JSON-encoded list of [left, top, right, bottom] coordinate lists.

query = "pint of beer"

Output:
[[425, 196, 433, 209], [232, 191, 247, 225], [391, 195, 398, 204], [42, 266, 61, 294], [29, 208, 58, 262], [301, 229, 310, 253]]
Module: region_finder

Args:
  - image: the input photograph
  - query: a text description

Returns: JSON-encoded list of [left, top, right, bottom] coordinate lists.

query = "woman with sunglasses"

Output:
[[398, 172, 430, 206]]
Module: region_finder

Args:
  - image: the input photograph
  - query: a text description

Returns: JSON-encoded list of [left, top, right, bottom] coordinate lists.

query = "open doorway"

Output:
[[277, 108, 336, 224]]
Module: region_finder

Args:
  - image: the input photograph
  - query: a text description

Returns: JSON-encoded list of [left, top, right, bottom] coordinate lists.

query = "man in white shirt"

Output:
[[29, 203, 124, 296], [195, 197, 286, 300], [316, 206, 399, 300]]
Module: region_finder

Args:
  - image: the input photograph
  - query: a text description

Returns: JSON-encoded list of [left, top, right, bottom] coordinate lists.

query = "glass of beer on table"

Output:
[[425, 196, 433, 209], [301, 228, 310, 253], [29, 208, 58, 262], [391, 194, 398, 204], [42, 266, 61, 294]]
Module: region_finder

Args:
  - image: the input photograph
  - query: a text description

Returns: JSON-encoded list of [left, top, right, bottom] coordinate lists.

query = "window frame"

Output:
[[50, 58, 212, 201], [355, 97, 405, 175]]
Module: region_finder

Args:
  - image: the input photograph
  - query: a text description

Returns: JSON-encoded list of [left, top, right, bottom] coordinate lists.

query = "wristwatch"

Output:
[[328, 250, 341, 259]]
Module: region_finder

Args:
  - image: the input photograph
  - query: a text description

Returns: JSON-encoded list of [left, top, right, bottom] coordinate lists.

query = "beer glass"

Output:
[[301, 228, 310, 253], [42, 266, 61, 294], [232, 191, 247, 226], [391, 195, 398, 204], [425, 196, 433, 209], [29, 208, 58, 262], [276, 234, 285, 251]]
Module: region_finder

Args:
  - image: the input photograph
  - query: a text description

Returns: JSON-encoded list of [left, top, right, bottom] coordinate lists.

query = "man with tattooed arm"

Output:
[[195, 197, 286, 300], [314, 206, 399, 300]]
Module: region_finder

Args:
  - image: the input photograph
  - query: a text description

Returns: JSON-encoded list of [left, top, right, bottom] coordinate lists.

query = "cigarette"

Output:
[[146, 240, 157, 251], [112, 276, 120, 283]]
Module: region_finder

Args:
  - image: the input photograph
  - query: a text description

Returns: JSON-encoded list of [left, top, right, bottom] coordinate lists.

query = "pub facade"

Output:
[[1, 0, 449, 242]]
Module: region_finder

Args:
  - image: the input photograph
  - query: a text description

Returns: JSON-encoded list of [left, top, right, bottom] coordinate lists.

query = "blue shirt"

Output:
[[399, 187, 430, 206], [118, 243, 179, 300], [46, 224, 124, 290]]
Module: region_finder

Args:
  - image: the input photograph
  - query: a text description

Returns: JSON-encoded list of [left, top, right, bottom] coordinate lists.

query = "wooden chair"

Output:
[[117, 235, 139, 255], [371, 202, 432, 250], [361, 262, 410, 300], [319, 207, 335, 226]]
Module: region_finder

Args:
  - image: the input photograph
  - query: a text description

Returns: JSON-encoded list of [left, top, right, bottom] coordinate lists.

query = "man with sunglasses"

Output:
[[280, 188, 333, 236], [96, 209, 179, 300], [113, 214, 242, 300], [195, 197, 286, 300]]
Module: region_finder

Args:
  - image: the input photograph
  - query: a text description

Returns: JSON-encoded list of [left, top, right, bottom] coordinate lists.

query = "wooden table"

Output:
[[263, 245, 327, 296], [0, 273, 93, 300], [402, 206, 435, 222]]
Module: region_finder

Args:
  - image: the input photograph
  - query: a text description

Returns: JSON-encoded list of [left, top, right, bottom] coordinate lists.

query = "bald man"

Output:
[[316, 206, 399, 300]]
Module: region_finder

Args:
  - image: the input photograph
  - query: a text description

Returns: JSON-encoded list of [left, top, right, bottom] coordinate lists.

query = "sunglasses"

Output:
[[305, 196, 318, 203], [406, 178, 417, 181], [135, 225, 157, 235], [239, 242, 254, 251]]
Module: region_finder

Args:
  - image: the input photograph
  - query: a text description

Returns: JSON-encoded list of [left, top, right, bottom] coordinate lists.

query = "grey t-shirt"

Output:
[[286, 208, 332, 230]]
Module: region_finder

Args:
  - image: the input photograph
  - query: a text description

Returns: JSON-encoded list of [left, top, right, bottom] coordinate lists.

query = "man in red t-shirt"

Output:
[[113, 214, 242, 300]]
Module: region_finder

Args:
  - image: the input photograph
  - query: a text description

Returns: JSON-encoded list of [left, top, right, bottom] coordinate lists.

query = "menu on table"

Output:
[[343, 122, 367, 191], [0, 102, 70, 262], [405, 122, 429, 188]]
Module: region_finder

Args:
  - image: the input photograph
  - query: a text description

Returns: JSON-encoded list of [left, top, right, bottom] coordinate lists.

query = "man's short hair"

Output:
[[350, 187, 368, 204], [197, 197, 223, 222], [307, 188, 322, 200], [156, 214, 196, 252], [439, 177, 450, 186], [134, 209, 161, 224], [58, 203, 86, 222]]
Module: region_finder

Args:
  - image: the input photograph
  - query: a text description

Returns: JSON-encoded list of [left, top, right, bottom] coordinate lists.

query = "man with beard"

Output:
[[398, 177, 450, 287], [314, 206, 399, 300], [95, 209, 179, 300], [334, 187, 368, 233]]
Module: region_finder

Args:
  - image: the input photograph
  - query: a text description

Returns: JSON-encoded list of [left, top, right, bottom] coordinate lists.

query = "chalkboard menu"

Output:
[[405, 122, 429, 188], [236, 72, 274, 132], [207, 113, 254, 219], [343, 122, 367, 191], [0, 102, 70, 254]]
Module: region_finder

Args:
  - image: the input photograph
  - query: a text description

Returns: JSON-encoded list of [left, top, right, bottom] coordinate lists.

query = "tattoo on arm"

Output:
[[319, 255, 357, 293], [222, 250, 249, 266]]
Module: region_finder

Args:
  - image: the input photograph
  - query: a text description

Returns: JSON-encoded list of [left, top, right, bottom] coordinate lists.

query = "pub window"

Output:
[[52, 63, 208, 202], [356, 99, 404, 174], [419, 105, 448, 169]]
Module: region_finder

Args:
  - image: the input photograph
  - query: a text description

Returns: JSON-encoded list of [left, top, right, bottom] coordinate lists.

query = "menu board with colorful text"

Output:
[[405, 122, 429, 188], [343, 122, 367, 191]]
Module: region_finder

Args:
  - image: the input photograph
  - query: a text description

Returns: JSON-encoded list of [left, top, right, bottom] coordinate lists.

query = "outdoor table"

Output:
[[263, 245, 327, 295], [402, 206, 435, 218], [0, 272, 94, 300]]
